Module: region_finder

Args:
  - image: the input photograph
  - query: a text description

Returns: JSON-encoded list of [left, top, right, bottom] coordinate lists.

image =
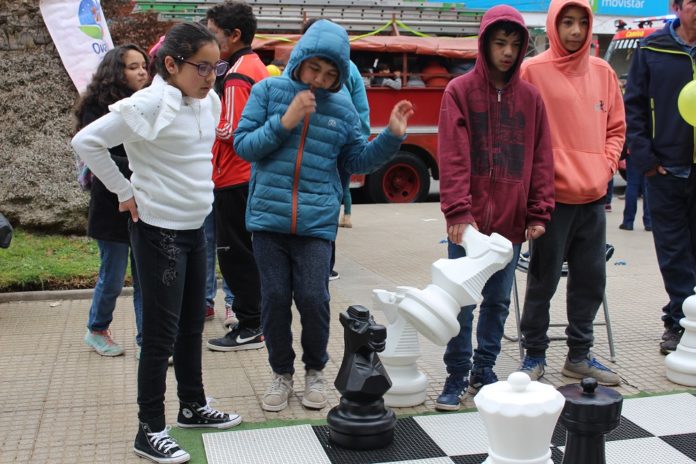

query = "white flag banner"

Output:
[[39, 0, 114, 94]]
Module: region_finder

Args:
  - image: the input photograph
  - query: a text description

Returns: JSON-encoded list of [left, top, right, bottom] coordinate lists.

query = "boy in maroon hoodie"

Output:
[[436, 5, 554, 411]]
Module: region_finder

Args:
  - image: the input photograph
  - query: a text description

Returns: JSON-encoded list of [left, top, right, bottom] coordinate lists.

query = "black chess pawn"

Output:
[[557, 377, 623, 464], [327, 305, 396, 450]]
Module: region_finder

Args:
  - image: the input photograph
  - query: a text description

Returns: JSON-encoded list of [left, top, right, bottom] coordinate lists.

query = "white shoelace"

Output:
[[147, 426, 178, 453], [197, 398, 226, 419], [306, 372, 325, 391], [268, 375, 291, 395]]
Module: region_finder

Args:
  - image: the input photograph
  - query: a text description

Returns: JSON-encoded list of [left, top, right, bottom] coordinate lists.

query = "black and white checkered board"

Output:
[[202, 393, 696, 464]]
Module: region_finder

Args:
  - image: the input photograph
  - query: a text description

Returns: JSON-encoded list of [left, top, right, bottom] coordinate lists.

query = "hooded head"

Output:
[[547, 0, 593, 58], [476, 5, 529, 85], [285, 19, 350, 92]]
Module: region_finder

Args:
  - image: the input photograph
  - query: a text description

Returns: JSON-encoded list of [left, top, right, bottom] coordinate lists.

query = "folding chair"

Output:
[[505, 244, 617, 362]]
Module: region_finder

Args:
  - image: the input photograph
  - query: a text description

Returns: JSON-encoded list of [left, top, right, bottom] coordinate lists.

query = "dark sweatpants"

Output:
[[646, 168, 696, 330], [520, 201, 607, 360], [214, 185, 262, 329]]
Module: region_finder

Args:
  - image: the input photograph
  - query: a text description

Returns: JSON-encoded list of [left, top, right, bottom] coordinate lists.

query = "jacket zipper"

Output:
[[643, 46, 696, 160], [483, 89, 502, 232], [291, 114, 310, 234]]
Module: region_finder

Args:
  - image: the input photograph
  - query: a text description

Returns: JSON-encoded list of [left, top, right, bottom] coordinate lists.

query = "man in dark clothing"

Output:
[[624, 0, 696, 354]]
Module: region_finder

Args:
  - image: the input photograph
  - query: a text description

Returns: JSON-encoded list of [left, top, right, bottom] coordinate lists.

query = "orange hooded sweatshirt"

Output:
[[521, 0, 625, 204]]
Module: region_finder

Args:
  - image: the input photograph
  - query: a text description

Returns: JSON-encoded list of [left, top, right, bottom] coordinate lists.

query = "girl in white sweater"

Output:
[[72, 22, 241, 464]]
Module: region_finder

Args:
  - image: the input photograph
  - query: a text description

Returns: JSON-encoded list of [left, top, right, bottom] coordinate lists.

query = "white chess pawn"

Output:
[[475, 372, 565, 464], [665, 287, 696, 386]]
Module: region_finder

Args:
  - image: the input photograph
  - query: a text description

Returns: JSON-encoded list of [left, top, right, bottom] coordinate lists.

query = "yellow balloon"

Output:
[[678, 80, 696, 127], [266, 64, 282, 77]]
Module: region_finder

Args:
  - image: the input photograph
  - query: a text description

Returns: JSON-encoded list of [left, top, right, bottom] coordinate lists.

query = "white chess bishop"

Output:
[[665, 287, 696, 386], [475, 372, 565, 464], [373, 227, 513, 407]]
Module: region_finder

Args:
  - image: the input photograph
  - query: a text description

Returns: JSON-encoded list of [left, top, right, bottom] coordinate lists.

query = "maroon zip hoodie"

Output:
[[438, 5, 555, 244]]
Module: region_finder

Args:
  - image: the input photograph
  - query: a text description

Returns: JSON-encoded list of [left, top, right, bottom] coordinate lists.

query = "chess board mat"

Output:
[[203, 393, 696, 464]]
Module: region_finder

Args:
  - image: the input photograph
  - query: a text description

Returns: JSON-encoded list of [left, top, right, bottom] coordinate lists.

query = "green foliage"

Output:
[[0, 229, 102, 292]]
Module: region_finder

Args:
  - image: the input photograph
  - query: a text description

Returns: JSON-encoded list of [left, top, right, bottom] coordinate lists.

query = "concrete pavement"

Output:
[[0, 200, 691, 463]]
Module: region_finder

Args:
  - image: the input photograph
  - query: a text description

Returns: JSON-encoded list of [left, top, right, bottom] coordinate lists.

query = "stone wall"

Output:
[[0, 0, 89, 234]]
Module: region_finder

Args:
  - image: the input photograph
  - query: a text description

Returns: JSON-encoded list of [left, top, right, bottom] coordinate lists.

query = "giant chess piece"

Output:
[[327, 305, 396, 450], [373, 287, 428, 407], [557, 378, 623, 464], [372, 227, 513, 407], [665, 287, 696, 386], [398, 226, 513, 345], [475, 372, 565, 464]]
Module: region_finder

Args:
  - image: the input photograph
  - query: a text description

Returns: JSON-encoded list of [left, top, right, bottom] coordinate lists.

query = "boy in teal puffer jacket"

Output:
[[234, 19, 413, 412]]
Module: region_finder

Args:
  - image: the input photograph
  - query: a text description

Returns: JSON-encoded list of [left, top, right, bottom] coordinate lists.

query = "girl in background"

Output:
[[72, 23, 241, 464], [74, 44, 149, 358]]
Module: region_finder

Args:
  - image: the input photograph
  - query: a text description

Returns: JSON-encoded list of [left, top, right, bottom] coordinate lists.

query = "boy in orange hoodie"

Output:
[[517, 0, 625, 385]]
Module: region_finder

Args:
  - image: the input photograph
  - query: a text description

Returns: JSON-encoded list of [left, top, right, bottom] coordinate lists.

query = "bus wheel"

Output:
[[366, 152, 430, 203]]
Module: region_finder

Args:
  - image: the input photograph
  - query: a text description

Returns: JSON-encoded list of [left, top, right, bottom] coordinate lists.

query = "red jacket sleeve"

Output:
[[526, 94, 555, 227], [216, 74, 254, 142], [438, 88, 475, 228]]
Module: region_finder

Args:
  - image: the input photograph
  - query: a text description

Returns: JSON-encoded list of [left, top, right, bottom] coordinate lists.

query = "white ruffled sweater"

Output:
[[72, 75, 221, 230]]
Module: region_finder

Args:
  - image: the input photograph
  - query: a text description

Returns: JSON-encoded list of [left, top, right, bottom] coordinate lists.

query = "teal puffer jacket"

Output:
[[234, 20, 403, 241]]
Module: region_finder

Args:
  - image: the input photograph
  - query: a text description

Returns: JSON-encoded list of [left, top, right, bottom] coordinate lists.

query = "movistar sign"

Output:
[[434, 0, 670, 17]]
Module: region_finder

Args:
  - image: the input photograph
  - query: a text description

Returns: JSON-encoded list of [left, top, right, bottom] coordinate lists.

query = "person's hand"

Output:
[[281, 90, 316, 130], [119, 196, 139, 222], [387, 100, 415, 137], [526, 224, 546, 240], [645, 165, 667, 177], [448, 222, 478, 245]]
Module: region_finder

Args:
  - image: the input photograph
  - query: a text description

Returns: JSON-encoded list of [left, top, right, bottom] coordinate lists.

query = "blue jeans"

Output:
[[130, 220, 207, 428], [622, 156, 651, 229], [443, 240, 521, 376], [88, 239, 143, 346], [253, 231, 332, 375], [203, 211, 234, 307]]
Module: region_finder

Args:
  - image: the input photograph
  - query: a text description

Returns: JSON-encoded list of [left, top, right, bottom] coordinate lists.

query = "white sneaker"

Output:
[[262, 373, 293, 412], [224, 304, 239, 330], [302, 369, 328, 409]]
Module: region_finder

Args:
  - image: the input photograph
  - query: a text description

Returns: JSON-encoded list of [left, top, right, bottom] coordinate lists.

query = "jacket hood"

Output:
[[286, 20, 350, 92], [545, 0, 593, 73], [475, 5, 529, 86]]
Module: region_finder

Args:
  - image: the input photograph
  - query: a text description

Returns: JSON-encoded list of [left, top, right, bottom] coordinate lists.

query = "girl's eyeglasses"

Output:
[[176, 57, 228, 77]]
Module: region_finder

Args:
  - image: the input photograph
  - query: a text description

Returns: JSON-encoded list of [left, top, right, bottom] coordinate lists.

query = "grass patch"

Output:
[[0, 229, 104, 292]]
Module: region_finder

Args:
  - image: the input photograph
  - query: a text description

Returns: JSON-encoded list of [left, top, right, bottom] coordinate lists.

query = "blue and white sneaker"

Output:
[[435, 374, 468, 411]]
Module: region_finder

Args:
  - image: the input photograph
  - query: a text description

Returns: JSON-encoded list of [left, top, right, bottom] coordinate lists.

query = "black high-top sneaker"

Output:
[[133, 422, 190, 464], [177, 400, 242, 429]]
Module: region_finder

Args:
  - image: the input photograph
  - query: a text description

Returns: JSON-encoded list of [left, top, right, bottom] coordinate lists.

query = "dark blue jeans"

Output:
[[130, 220, 207, 429], [253, 231, 331, 375], [521, 202, 607, 360], [443, 241, 521, 376], [646, 169, 696, 330], [622, 156, 651, 229]]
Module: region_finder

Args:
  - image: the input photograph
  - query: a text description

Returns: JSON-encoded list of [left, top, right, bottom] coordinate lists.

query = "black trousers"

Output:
[[520, 201, 607, 360], [214, 185, 261, 329], [647, 168, 696, 330], [130, 220, 207, 430]]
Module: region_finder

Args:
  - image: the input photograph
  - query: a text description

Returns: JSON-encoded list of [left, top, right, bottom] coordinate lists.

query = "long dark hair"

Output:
[[154, 22, 217, 79], [73, 44, 150, 132]]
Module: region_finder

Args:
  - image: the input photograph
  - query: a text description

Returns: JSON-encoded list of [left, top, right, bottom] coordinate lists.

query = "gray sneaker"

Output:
[[262, 373, 293, 412], [302, 369, 328, 409], [660, 328, 683, 355], [561, 354, 620, 386], [518, 356, 546, 380]]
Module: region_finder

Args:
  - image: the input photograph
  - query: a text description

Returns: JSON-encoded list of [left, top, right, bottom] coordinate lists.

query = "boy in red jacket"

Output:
[[436, 5, 554, 411]]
